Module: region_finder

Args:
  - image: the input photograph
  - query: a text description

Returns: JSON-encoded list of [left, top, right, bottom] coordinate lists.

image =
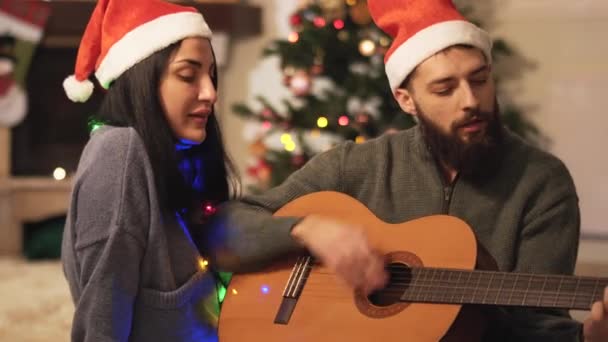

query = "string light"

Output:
[[288, 32, 299, 43], [346, 0, 357, 6], [285, 141, 297, 152], [198, 258, 209, 271], [281, 133, 293, 144], [338, 115, 349, 126], [359, 39, 376, 56], [355, 136, 366, 144], [218, 285, 227, 303], [317, 116, 329, 128], [53, 167, 66, 180]]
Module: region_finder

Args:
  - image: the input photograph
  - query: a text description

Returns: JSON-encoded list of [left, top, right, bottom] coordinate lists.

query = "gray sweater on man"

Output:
[[212, 126, 582, 341]]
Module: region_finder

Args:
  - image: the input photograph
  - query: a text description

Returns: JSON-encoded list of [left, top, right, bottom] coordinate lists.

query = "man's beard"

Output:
[[416, 101, 505, 181]]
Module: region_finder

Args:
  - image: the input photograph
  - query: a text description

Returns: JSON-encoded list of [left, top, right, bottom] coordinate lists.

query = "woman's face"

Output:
[[159, 37, 217, 146]]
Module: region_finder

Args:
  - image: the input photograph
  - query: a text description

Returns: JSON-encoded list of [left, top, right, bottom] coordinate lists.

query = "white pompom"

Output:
[[63, 75, 94, 103]]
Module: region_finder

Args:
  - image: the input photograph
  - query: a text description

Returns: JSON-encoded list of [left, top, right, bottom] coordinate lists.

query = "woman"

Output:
[[61, 0, 237, 340], [61, 0, 387, 340]]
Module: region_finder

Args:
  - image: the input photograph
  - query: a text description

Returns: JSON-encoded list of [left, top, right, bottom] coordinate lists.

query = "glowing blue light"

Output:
[[261, 285, 270, 294]]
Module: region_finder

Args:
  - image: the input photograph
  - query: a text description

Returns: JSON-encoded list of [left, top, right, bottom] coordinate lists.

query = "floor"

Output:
[[0, 258, 73, 342]]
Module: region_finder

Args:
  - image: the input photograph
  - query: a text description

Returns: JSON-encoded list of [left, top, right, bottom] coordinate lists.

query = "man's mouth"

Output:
[[459, 118, 487, 133]]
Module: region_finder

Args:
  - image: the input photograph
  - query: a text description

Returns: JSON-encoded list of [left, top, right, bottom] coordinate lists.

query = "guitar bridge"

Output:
[[274, 255, 313, 324]]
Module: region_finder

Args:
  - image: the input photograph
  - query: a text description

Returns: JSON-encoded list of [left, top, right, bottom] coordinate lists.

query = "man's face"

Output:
[[395, 46, 504, 177]]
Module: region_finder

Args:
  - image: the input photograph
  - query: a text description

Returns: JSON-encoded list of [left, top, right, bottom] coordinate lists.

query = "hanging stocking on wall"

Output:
[[0, 0, 50, 127]]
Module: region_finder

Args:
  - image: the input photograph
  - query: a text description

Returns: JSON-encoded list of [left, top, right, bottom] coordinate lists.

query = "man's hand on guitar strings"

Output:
[[583, 286, 608, 342], [291, 215, 389, 295]]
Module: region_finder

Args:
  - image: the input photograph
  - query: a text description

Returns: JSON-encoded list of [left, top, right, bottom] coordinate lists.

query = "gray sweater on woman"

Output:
[[62, 126, 284, 341]]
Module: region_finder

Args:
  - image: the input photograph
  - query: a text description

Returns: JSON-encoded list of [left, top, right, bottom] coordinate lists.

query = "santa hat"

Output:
[[63, 0, 212, 103], [368, 0, 493, 93]]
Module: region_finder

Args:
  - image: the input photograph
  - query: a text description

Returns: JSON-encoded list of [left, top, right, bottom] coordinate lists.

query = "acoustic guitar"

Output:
[[218, 191, 606, 341]]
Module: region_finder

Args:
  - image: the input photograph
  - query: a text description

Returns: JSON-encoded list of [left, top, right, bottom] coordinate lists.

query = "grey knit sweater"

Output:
[[62, 126, 228, 341], [211, 126, 582, 341]]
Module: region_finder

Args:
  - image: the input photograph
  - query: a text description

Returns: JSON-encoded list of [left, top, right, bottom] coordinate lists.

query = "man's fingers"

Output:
[[590, 301, 604, 321]]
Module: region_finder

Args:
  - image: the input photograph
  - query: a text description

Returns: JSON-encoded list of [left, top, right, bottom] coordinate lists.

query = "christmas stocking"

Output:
[[0, 0, 50, 127]]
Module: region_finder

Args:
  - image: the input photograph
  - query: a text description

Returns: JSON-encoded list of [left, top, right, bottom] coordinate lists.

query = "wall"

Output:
[[481, 0, 608, 238]]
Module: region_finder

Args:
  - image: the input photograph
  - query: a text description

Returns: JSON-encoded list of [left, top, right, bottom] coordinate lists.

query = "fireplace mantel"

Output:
[[41, 0, 262, 47]]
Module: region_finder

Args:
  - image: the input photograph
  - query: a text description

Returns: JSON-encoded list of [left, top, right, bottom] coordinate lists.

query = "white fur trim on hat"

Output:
[[95, 12, 212, 89], [63, 75, 94, 103], [385, 20, 492, 93]]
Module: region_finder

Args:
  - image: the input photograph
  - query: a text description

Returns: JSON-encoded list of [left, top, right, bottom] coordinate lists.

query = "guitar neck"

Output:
[[398, 267, 608, 310]]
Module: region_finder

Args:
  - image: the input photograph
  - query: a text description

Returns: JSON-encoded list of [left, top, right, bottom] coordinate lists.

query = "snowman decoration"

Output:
[[0, 34, 27, 127]]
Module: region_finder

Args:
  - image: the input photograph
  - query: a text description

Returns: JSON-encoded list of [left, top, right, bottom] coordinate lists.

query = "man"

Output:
[[208, 0, 608, 340]]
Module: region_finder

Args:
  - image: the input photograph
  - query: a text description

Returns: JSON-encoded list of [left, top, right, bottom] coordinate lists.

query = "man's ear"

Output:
[[394, 87, 418, 116]]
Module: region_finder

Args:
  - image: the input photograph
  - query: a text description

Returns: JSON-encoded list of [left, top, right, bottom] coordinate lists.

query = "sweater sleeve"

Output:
[[205, 142, 350, 272], [68, 128, 150, 341], [492, 161, 583, 341]]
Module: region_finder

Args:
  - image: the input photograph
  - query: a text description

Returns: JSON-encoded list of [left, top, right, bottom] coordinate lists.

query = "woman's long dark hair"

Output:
[[95, 41, 239, 214]]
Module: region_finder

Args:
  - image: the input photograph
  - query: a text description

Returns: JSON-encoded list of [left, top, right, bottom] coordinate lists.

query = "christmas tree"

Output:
[[234, 0, 538, 192]]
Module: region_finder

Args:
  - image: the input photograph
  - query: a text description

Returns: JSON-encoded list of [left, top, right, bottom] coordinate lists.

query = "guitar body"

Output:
[[218, 191, 488, 341]]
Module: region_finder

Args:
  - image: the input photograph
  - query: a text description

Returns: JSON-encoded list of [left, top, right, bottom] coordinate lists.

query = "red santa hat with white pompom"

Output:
[[368, 0, 493, 94], [63, 0, 212, 103]]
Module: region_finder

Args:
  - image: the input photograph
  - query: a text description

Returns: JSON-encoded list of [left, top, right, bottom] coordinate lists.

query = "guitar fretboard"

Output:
[[395, 267, 607, 310]]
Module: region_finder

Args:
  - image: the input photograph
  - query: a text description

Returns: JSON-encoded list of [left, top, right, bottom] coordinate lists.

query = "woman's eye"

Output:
[[178, 74, 195, 83]]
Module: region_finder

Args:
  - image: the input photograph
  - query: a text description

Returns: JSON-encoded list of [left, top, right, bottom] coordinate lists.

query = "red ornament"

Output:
[[290, 13, 302, 27], [333, 19, 345, 30], [261, 107, 274, 119], [313, 17, 326, 28], [310, 63, 324, 75], [292, 154, 307, 168]]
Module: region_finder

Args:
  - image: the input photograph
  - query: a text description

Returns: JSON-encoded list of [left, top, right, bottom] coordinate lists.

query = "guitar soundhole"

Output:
[[354, 251, 423, 318], [367, 263, 411, 307]]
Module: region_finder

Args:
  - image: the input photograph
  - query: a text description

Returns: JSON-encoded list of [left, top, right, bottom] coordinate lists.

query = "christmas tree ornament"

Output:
[[313, 16, 326, 28], [337, 30, 350, 41], [349, 0, 372, 26], [333, 19, 345, 30], [249, 139, 267, 158], [291, 154, 307, 168], [290, 13, 303, 27], [261, 107, 275, 119], [289, 69, 312, 97], [282, 66, 295, 86], [356, 113, 370, 124], [316, 0, 346, 21]]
